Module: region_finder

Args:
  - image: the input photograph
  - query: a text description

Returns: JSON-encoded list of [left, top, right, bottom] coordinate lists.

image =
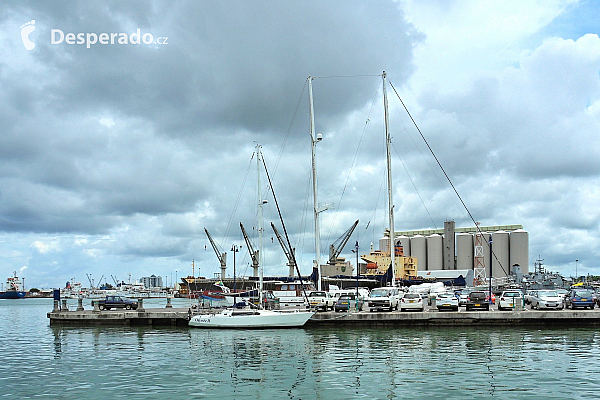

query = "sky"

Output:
[[1, 0, 599, 290]]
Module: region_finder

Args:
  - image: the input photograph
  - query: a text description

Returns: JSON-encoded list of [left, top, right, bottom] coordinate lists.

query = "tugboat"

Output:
[[0, 272, 27, 299]]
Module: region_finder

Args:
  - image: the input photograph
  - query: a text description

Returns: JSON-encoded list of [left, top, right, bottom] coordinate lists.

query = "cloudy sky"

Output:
[[1, 0, 599, 289]]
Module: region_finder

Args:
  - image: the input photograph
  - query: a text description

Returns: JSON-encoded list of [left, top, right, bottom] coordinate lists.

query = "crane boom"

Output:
[[271, 222, 296, 277], [204, 227, 227, 279], [329, 220, 359, 265], [240, 222, 259, 277]]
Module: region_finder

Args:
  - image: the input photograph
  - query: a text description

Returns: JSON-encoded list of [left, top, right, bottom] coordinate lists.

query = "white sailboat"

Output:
[[189, 145, 315, 328]]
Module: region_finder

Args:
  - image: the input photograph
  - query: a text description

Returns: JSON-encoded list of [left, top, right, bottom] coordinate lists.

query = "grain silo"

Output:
[[509, 229, 529, 274], [456, 232, 474, 270], [491, 230, 510, 278], [411, 235, 427, 272], [379, 236, 389, 254], [426, 234, 443, 271], [396, 235, 411, 256]]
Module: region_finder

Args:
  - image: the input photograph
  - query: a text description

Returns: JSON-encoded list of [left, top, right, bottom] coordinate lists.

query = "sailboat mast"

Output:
[[256, 144, 264, 305], [308, 76, 323, 291], [383, 71, 396, 287]]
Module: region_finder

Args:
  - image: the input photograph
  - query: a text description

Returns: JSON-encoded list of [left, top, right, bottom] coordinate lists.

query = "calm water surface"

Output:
[[1, 298, 599, 399]]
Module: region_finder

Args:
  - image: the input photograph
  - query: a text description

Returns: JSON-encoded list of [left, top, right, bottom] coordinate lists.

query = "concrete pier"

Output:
[[308, 309, 600, 327], [48, 306, 600, 328], [48, 307, 191, 327]]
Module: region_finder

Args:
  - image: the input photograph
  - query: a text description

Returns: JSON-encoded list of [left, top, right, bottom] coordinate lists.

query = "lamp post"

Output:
[[489, 237, 493, 305], [576, 259, 579, 283], [231, 244, 240, 292], [355, 241, 360, 309]]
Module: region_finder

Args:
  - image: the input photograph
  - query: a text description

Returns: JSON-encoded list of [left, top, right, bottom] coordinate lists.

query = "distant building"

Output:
[[141, 275, 163, 288]]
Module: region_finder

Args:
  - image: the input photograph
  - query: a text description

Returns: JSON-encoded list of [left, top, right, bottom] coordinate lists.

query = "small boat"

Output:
[[189, 145, 315, 328], [188, 306, 314, 328], [0, 272, 26, 299]]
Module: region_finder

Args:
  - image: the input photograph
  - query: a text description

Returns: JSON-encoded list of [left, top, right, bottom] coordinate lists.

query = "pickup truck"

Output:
[[96, 296, 138, 310], [367, 287, 400, 312], [308, 291, 336, 311]]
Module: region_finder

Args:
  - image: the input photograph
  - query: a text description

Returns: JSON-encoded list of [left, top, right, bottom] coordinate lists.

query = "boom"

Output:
[[271, 222, 296, 277], [329, 220, 359, 265], [204, 227, 227, 279], [240, 222, 259, 277]]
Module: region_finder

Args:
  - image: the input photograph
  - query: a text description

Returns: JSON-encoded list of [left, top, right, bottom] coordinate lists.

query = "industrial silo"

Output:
[[379, 236, 390, 253], [456, 232, 473, 270], [411, 235, 427, 272], [491, 230, 510, 278], [396, 235, 411, 256], [426, 234, 443, 271], [509, 229, 529, 274]]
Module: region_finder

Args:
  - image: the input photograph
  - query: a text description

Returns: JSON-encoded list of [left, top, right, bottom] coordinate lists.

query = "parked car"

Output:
[[400, 293, 424, 312], [436, 292, 459, 311], [529, 290, 563, 310], [465, 291, 489, 311], [96, 295, 138, 310], [565, 289, 596, 310], [367, 287, 400, 312], [458, 288, 475, 307], [524, 290, 538, 305], [555, 288, 568, 300], [334, 294, 363, 312], [498, 290, 524, 311], [308, 291, 336, 311]]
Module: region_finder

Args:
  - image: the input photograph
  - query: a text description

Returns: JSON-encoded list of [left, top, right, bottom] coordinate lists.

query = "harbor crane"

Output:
[[240, 222, 259, 278], [328, 220, 359, 265], [271, 222, 296, 277], [204, 227, 227, 280]]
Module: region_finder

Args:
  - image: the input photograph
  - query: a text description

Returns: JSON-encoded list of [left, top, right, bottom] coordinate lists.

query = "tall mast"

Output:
[[383, 71, 396, 287], [308, 76, 323, 291], [256, 144, 264, 305]]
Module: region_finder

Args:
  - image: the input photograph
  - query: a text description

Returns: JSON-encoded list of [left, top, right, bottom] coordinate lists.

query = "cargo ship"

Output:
[[0, 272, 26, 299]]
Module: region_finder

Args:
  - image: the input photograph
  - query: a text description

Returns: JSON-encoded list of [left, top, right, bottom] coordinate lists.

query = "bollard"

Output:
[[61, 299, 68, 311], [165, 296, 173, 308], [77, 298, 84, 311], [53, 300, 60, 313], [92, 300, 100, 313], [137, 298, 145, 312]]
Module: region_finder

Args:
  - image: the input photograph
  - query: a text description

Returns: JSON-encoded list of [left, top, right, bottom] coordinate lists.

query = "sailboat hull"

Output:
[[188, 308, 314, 328]]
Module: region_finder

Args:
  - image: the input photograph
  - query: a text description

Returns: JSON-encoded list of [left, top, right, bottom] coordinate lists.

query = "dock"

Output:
[[48, 302, 600, 328]]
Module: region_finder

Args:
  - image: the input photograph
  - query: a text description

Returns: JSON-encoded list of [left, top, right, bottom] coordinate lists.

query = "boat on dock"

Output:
[[189, 145, 315, 328], [0, 272, 26, 299]]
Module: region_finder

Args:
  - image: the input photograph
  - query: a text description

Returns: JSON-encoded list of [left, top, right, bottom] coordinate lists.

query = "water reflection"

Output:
[[4, 300, 600, 399]]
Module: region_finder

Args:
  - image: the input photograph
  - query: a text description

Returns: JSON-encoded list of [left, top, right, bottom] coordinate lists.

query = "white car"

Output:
[[498, 291, 524, 311], [436, 292, 459, 311], [530, 290, 564, 310], [400, 293, 424, 312]]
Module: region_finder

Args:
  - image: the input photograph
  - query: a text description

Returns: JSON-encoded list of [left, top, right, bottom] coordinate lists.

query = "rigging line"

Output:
[[324, 79, 381, 248], [295, 170, 313, 270], [273, 79, 308, 177], [388, 80, 508, 276], [261, 154, 310, 303], [390, 141, 437, 229], [222, 152, 254, 258], [312, 74, 381, 79], [390, 93, 464, 219], [366, 170, 387, 248]]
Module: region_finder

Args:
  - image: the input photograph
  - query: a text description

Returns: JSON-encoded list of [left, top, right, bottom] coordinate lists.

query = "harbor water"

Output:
[[2, 298, 599, 399]]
